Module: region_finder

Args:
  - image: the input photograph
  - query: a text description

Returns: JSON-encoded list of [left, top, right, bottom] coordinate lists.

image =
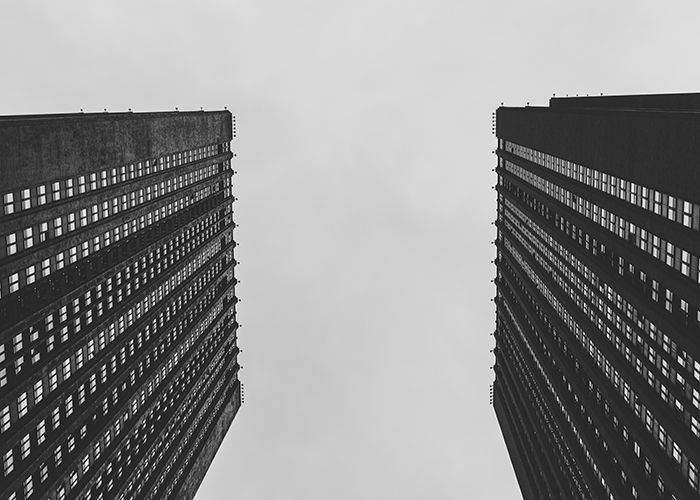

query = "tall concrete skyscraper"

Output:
[[0, 111, 241, 500], [493, 94, 700, 499]]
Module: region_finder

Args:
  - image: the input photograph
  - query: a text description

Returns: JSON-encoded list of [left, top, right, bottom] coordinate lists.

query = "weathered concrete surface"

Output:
[[0, 111, 232, 191], [496, 105, 700, 203]]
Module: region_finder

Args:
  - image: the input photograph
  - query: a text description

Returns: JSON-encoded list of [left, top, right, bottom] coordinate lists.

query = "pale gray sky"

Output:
[[2, 1, 700, 498]]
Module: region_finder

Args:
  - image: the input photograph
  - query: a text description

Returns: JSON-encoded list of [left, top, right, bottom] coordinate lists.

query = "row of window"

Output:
[[503, 140, 700, 231], [502, 237, 699, 494], [503, 196, 700, 394], [504, 160, 700, 286], [90, 309, 231, 500], [1, 210, 228, 410], [503, 201, 700, 435], [501, 182, 700, 380], [1, 143, 226, 217], [0, 180, 222, 299], [497, 303, 604, 498], [1, 240, 224, 441], [2, 163, 221, 260], [158, 374, 232, 499], [498, 274, 683, 499], [125, 338, 234, 500], [2, 267, 230, 500]]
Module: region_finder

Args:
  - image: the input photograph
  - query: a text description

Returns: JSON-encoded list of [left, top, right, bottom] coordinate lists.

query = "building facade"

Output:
[[493, 94, 700, 499], [0, 111, 241, 500]]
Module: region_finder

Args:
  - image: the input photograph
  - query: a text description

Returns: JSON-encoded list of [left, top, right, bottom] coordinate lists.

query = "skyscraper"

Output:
[[493, 94, 700, 499], [0, 111, 241, 500]]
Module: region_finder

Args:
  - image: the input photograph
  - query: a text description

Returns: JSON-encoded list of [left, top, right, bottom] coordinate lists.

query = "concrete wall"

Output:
[[550, 93, 700, 111], [496, 106, 700, 203], [0, 111, 232, 190]]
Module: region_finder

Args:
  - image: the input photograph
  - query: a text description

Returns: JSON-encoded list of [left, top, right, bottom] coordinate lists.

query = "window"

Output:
[[37, 185, 47, 205], [67, 213, 75, 232], [62, 359, 72, 379], [3, 449, 13, 475], [667, 196, 677, 221], [18, 392, 28, 417], [54, 217, 63, 237], [34, 380, 43, 404], [20, 433, 31, 458], [654, 191, 662, 215], [41, 259, 51, 277], [672, 442, 682, 463], [26, 265, 36, 285], [0, 406, 10, 432], [6, 233, 17, 255], [9, 273, 19, 293], [39, 222, 48, 242], [66, 179, 74, 197], [65, 395, 74, 416], [37, 420, 46, 444], [49, 368, 58, 391], [21, 189, 31, 210], [52, 182, 61, 201], [23, 227, 33, 249], [78, 175, 86, 194], [665, 242, 675, 267], [683, 201, 693, 228], [3, 193, 14, 215], [51, 407, 60, 429]]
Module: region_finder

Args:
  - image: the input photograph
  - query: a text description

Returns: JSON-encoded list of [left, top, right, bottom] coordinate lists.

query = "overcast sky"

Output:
[[2, 1, 700, 498]]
